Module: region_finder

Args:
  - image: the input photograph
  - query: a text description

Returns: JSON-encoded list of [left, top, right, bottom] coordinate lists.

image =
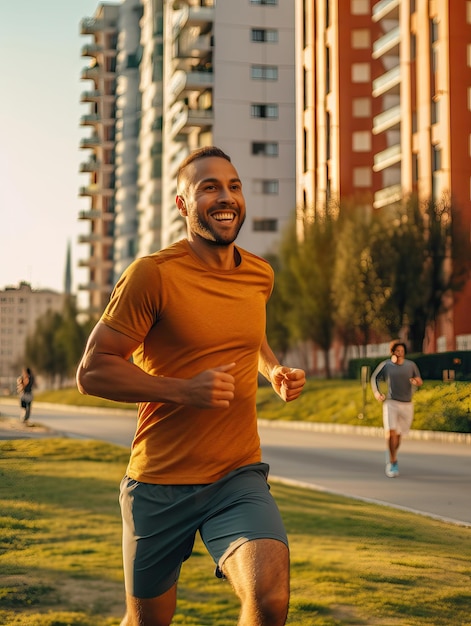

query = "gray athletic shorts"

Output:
[[119, 462, 288, 599], [383, 399, 414, 435]]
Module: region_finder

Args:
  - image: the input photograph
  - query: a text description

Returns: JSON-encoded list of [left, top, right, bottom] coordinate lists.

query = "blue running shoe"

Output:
[[385, 461, 399, 478]]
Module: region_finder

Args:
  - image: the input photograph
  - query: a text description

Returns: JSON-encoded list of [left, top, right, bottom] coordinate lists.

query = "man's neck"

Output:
[[187, 237, 238, 270]]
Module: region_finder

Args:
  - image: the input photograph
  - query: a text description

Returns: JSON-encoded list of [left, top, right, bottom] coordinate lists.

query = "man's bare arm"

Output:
[[258, 335, 306, 402], [76, 322, 235, 408]]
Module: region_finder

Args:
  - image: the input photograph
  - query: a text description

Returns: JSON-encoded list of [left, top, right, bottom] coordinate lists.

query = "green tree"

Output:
[[265, 253, 292, 362], [371, 195, 470, 352], [333, 205, 388, 367], [408, 196, 470, 352], [284, 208, 337, 377], [25, 309, 66, 386], [24, 297, 93, 388], [372, 197, 427, 342]]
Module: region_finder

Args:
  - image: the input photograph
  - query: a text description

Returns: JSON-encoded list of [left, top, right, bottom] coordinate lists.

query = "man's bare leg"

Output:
[[223, 538, 290, 626], [120, 583, 177, 626]]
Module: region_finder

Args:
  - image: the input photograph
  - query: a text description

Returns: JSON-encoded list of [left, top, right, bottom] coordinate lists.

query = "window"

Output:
[[353, 167, 372, 187], [351, 0, 369, 15], [352, 63, 370, 83], [431, 19, 439, 43], [251, 104, 278, 118], [254, 179, 279, 194], [352, 29, 370, 49], [251, 28, 278, 42], [353, 98, 371, 117], [252, 142, 279, 156], [352, 131, 371, 151], [412, 153, 418, 182], [253, 218, 278, 232], [325, 46, 331, 93], [432, 145, 441, 171], [251, 65, 278, 80]]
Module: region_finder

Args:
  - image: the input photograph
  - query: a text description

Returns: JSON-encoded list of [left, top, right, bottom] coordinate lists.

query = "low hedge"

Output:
[[348, 350, 471, 381]]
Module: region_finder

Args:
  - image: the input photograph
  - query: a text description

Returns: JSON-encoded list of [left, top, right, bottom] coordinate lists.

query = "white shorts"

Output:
[[382, 399, 413, 435]]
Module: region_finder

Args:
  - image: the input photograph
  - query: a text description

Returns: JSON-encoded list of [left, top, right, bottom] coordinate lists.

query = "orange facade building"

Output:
[[296, 0, 471, 354]]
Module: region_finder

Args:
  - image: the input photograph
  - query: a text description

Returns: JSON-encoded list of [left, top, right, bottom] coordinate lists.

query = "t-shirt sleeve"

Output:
[[412, 363, 421, 378], [101, 257, 160, 343], [370, 361, 386, 393]]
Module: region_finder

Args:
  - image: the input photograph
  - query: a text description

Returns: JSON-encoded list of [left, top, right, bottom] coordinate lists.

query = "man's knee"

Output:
[[122, 585, 177, 626], [224, 538, 290, 621]]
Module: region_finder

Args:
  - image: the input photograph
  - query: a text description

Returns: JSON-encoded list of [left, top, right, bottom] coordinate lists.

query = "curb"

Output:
[[257, 418, 471, 445], [1, 399, 470, 445]]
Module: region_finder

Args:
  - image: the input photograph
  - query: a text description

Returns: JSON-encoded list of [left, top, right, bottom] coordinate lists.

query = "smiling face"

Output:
[[176, 156, 246, 246]]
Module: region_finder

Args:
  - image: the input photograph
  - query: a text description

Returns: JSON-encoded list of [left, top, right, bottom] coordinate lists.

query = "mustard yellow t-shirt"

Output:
[[101, 239, 274, 484]]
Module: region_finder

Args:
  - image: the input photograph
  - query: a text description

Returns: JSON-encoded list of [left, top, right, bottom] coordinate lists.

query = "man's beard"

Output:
[[191, 213, 245, 246]]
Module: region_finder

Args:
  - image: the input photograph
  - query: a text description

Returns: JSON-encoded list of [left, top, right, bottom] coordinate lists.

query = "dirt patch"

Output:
[[0, 574, 125, 619]]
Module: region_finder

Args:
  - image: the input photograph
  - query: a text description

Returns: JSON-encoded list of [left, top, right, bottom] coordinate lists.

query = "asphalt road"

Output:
[[1, 400, 470, 527]]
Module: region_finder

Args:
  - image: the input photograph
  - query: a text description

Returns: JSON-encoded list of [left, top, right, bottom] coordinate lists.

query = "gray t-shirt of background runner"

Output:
[[371, 359, 421, 402]]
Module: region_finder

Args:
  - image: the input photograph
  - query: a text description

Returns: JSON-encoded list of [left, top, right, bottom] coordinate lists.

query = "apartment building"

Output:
[[79, 0, 296, 314], [0, 283, 66, 393], [79, 3, 120, 315], [161, 0, 296, 253], [296, 0, 471, 354]]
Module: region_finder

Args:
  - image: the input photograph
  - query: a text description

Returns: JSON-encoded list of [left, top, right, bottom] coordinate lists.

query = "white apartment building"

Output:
[[0, 283, 66, 393], [161, 0, 296, 254], [79, 0, 296, 313], [79, 3, 120, 315]]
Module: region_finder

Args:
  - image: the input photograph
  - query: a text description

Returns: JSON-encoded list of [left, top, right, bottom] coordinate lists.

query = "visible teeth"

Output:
[[213, 212, 234, 221]]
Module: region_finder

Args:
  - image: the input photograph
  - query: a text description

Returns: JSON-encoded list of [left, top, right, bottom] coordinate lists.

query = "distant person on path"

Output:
[[371, 340, 423, 478], [76, 146, 306, 626], [17, 367, 34, 423]]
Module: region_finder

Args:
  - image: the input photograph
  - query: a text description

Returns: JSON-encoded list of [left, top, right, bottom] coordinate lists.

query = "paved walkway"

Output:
[[0, 414, 55, 440]]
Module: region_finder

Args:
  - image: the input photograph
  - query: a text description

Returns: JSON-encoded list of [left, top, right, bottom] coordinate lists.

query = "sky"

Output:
[[0, 0, 118, 295]]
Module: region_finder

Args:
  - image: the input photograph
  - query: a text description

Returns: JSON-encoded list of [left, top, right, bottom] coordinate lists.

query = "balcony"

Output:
[[78, 256, 113, 268], [78, 209, 114, 220], [372, 0, 400, 22], [80, 135, 101, 148], [78, 233, 114, 244], [187, 108, 213, 127], [79, 184, 114, 197], [81, 43, 103, 57], [184, 70, 213, 91], [82, 66, 116, 82], [78, 281, 114, 293], [373, 144, 401, 172], [174, 5, 214, 35], [81, 17, 103, 33], [81, 90, 115, 103], [168, 70, 187, 99], [80, 113, 100, 126], [80, 17, 117, 35], [372, 105, 401, 134], [187, 5, 214, 26], [80, 159, 100, 172], [372, 65, 400, 97], [372, 26, 400, 60], [80, 90, 101, 102], [81, 65, 101, 80], [373, 183, 402, 209], [177, 33, 212, 58], [169, 101, 188, 136]]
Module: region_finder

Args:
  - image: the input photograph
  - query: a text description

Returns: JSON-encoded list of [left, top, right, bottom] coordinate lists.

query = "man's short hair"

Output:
[[390, 340, 407, 354], [177, 146, 231, 191]]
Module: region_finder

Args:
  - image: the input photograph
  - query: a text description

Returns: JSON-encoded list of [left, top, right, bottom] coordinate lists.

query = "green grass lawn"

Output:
[[33, 378, 471, 433], [1, 439, 470, 625]]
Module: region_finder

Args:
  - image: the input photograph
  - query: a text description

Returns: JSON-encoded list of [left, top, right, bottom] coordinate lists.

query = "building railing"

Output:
[[372, 105, 401, 134], [372, 25, 400, 59]]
